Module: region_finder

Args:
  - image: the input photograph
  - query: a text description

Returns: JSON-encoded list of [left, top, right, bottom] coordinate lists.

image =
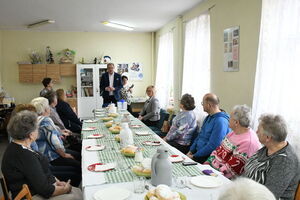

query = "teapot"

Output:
[[151, 146, 172, 186]]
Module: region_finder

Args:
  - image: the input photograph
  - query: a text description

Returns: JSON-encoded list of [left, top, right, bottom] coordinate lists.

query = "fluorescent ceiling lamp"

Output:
[[102, 21, 133, 31], [27, 20, 55, 28]]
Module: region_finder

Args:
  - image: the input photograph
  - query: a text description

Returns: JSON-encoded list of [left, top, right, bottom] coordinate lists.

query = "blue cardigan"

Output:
[[190, 111, 230, 158]]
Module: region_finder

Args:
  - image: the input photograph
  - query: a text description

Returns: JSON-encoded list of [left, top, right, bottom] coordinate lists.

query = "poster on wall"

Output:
[[117, 64, 129, 75], [223, 26, 239, 72], [118, 62, 143, 80]]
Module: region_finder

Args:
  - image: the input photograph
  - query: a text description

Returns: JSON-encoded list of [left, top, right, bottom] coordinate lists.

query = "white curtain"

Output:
[[252, 0, 300, 156], [155, 31, 174, 109], [182, 12, 210, 126]]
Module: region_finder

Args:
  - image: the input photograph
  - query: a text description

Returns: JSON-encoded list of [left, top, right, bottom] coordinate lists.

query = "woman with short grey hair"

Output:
[[30, 97, 81, 181], [231, 104, 251, 127], [1, 110, 82, 200], [204, 105, 261, 179], [244, 114, 300, 200]]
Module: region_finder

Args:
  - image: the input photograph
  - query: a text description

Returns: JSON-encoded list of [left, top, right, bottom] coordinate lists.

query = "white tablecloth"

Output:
[[82, 119, 231, 200]]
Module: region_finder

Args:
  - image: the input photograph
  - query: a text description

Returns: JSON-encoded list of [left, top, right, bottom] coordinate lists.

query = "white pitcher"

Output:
[[119, 123, 134, 148]]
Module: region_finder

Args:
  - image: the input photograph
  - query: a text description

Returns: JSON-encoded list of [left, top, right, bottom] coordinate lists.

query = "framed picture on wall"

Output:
[[223, 26, 239, 72]]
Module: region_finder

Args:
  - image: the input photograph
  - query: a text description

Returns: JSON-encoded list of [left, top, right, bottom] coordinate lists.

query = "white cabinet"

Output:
[[76, 64, 107, 119]]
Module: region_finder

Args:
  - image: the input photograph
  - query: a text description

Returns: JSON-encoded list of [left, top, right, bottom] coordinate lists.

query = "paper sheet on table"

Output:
[[82, 172, 106, 187], [95, 163, 116, 171]]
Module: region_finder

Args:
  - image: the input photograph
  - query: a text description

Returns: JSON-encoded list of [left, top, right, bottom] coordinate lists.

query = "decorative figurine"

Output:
[[103, 55, 111, 64], [46, 46, 54, 64], [57, 48, 76, 64]]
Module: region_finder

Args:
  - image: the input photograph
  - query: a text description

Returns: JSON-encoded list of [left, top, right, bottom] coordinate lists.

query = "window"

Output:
[[155, 31, 174, 109], [182, 12, 210, 109], [252, 0, 300, 155]]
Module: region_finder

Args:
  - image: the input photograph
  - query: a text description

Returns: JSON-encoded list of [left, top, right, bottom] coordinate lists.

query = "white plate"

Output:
[[82, 127, 97, 131], [93, 187, 131, 200], [85, 119, 99, 123], [130, 124, 143, 129], [85, 145, 105, 151], [87, 134, 104, 139], [135, 131, 151, 136], [190, 176, 223, 188]]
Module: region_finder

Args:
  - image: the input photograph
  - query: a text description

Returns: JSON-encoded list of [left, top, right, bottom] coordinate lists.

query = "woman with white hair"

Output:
[[204, 105, 261, 179], [218, 178, 276, 200], [1, 110, 82, 200], [30, 97, 81, 175], [243, 114, 300, 200]]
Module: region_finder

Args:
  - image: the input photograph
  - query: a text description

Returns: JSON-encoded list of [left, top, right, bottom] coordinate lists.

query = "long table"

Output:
[[81, 112, 230, 200]]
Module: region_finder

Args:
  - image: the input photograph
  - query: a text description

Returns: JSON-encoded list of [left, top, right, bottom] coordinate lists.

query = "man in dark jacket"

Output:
[[100, 63, 123, 107]]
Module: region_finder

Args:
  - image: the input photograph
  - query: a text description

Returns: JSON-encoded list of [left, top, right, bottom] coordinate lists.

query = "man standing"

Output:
[[187, 93, 230, 163], [100, 63, 123, 107]]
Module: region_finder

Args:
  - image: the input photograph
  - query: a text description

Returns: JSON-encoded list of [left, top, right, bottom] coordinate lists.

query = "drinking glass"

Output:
[[133, 176, 145, 193], [173, 176, 187, 189]]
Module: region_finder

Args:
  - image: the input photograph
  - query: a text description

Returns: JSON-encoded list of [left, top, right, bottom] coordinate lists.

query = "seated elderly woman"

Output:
[[243, 114, 300, 200], [1, 110, 82, 200], [11, 103, 81, 187], [218, 178, 276, 200], [138, 85, 160, 127], [56, 89, 82, 133], [43, 91, 82, 153], [163, 94, 197, 154], [30, 97, 81, 173], [204, 105, 261, 179]]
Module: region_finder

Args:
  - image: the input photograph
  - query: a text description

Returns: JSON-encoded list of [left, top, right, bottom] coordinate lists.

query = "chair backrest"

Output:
[[14, 184, 32, 200], [295, 181, 300, 200], [0, 175, 11, 200], [156, 109, 169, 129]]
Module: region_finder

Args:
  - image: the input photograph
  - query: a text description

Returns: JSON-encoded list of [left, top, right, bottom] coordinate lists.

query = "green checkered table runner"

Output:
[[83, 114, 203, 183]]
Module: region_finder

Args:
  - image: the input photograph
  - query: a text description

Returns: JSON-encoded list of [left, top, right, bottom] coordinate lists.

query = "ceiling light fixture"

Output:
[[27, 20, 55, 29], [102, 21, 133, 31]]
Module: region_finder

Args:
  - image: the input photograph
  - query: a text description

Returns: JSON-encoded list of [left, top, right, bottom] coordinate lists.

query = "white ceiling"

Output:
[[0, 0, 204, 32]]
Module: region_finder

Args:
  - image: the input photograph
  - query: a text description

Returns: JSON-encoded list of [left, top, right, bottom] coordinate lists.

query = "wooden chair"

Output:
[[1, 176, 32, 200], [0, 176, 10, 200], [295, 181, 300, 200], [14, 184, 32, 200]]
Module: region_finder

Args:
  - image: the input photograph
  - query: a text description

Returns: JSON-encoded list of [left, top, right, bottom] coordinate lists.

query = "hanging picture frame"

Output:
[[223, 26, 239, 72]]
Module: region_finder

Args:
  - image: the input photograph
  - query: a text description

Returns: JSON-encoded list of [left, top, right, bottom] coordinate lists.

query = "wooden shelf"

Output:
[[60, 64, 76, 76], [19, 64, 33, 83], [47, 64, 61, 83], [32, 64, 46, 83], [19, 64, 76, 83]]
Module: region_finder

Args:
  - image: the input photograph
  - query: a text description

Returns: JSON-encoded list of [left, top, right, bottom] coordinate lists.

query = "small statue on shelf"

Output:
[[57, 48, 76, 64], [103, 55, 111, 64], [46, 46, 54, 64]]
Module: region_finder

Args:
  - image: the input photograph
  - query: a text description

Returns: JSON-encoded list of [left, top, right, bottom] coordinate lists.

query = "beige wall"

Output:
[[1, 31, 153, 104], [156, 0, 262, 112]]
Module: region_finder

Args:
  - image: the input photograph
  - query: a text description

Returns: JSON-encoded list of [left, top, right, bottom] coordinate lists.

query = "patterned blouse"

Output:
[[36, 116, 65, 162], [243, 144, 300, 200], [165, 110, 197, 146], [119, 84, 132, 105]]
